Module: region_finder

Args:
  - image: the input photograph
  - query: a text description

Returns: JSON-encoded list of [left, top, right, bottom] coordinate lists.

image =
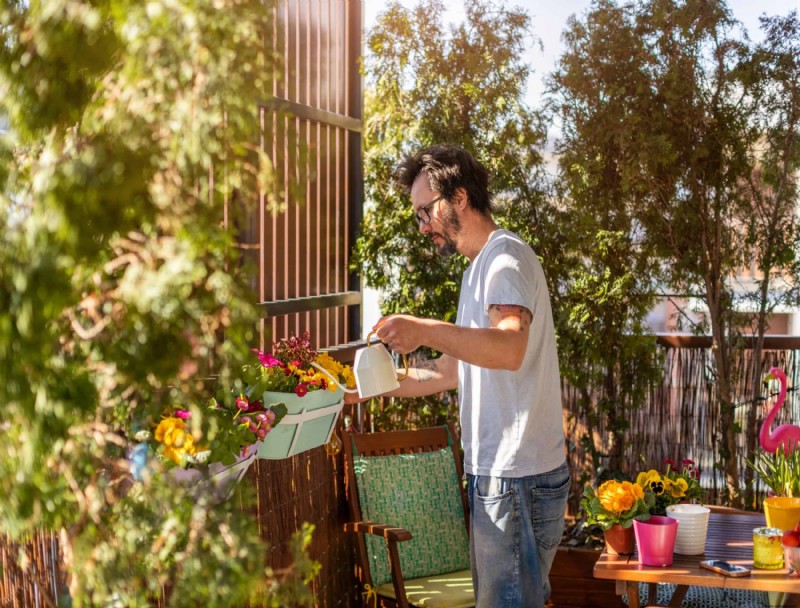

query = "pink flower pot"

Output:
[[633, 515, 678, 566]]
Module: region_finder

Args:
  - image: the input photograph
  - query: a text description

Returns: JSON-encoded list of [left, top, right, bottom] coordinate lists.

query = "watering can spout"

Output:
[[353, 331, 409, 399]]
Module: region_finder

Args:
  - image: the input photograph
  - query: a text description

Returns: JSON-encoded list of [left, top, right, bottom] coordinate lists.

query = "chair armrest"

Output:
[[344, 520, 413, 543], [345, 521, 413, 608]]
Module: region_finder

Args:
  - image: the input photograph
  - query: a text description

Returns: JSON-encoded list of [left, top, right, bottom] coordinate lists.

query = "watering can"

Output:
[[309, 330, 409, 399], [352, 330, 409, 399]]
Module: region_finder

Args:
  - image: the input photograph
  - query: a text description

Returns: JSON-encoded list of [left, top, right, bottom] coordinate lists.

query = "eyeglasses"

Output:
[[414, 194, 445, 226]]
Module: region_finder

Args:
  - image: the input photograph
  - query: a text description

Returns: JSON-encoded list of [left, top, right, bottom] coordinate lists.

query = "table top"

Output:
[[593, 509, 800, 594]]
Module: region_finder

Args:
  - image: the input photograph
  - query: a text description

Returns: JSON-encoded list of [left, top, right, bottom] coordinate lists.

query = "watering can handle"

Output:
[[366, 330, 409, 382]]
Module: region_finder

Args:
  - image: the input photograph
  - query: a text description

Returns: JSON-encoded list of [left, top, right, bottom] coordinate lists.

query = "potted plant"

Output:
[[746, 446, 800, 530], [241, 331, 356, 459], [636, 458, 704, 515], [581, 479, 654, 555], [132, 389, 288, 501], [747, 446, 800, 497]]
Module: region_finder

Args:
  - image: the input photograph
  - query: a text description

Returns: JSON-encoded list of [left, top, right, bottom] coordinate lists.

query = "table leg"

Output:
[[769, 591, 786, 608], [667, 585, 689, 607], [784, 594, 800, 608], [627, 581, 641, 608], [647, 583, 657, 604]]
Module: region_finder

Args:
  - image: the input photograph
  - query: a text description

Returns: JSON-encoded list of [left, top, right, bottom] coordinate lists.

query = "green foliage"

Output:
[[355, 0, 558, 428], [548, 0, 666, 474], [68, 480, 265, 607], [555, 230, 663, 476], [0, 0, 316, 604], [549, 0, 800, 506], [746, 446, 800, 498]]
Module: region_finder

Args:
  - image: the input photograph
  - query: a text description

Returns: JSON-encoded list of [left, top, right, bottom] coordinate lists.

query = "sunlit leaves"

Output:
[[0, 0, 314, 605]]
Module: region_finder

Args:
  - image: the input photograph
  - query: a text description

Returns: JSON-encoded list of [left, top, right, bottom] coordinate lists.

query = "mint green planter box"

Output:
[[257, 388, 344, 459]]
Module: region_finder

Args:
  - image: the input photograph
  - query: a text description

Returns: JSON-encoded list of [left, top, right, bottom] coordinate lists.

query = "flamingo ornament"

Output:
[[759, 367, 800, 454]]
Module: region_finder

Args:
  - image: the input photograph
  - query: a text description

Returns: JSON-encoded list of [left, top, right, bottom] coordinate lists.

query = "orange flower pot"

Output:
[[603, 523, 635, 555]]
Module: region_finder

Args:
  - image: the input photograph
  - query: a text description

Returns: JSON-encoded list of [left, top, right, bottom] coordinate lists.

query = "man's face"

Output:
[[410, 175, 461, 257]]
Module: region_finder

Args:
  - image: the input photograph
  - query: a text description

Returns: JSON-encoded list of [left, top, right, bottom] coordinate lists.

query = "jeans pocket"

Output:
[[475, 475, 512, 501], [530, 468, 570, 550]]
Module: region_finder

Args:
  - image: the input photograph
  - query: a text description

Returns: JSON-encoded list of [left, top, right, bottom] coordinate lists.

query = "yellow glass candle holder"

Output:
[[753, 527, 784, 569]]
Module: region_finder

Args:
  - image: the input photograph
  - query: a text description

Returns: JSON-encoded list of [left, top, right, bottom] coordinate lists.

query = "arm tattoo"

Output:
[[489, 304, 532, 330]]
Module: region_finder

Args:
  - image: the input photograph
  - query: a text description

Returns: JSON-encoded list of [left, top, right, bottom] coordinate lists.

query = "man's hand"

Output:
[[373, 314, 428, 354]]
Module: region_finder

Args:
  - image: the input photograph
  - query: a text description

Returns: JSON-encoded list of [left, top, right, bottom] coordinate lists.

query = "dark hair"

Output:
[[394, 144, 494, 216]]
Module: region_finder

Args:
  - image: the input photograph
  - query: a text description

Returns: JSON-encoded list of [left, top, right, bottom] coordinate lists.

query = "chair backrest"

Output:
[[343, 424, 471, 587]]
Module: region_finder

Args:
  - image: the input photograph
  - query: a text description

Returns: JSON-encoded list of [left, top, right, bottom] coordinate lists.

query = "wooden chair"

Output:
[[343, 424, 475, 608]]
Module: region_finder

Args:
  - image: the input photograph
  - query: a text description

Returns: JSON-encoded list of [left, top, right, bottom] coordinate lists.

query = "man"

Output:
[[351, 143, 568, 607]]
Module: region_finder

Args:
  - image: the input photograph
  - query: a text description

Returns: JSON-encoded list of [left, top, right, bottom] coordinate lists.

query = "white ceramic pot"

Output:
[[666, 504, 710, 555]]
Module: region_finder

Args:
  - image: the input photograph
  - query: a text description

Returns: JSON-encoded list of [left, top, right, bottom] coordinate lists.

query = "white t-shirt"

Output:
[[456, 229, 565, 477]]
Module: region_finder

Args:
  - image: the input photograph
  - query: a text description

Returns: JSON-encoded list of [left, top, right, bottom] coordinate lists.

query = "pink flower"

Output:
[[251, 348, 281, 368], [174, 410, 191, 419], [236, 395, 250, 410], [295, 383, 308, 397]]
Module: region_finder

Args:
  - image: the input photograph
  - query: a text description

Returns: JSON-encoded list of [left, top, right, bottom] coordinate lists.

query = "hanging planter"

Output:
[[256, 389, 344, 459], [241, 331, 355, 460], [171, 443, 259, 502]]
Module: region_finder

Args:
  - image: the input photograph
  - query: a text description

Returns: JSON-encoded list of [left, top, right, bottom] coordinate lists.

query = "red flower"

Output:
[[294, 383, 308, 397]]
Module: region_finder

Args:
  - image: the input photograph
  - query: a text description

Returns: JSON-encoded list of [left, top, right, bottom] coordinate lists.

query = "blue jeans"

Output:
[[467, 462, 570, 608]]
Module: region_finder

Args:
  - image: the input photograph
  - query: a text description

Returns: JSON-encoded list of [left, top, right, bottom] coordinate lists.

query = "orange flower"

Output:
[[597, 480, 644, 515]]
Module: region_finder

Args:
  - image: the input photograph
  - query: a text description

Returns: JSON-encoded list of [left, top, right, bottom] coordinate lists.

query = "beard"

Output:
[[434, 203, 461, 257]]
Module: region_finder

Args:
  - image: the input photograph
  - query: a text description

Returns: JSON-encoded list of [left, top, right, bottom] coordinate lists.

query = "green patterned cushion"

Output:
[[354, 446, 471, 587]]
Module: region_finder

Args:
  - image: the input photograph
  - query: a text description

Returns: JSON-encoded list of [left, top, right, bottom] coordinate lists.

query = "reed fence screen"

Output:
[[563, 336, 800, 511]]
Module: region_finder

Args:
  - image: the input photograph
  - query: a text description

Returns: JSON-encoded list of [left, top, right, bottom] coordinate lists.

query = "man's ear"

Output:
[[454, 187, 468, 210]]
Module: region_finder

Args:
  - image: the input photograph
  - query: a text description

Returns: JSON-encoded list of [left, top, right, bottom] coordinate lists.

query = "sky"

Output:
[[363, 0, 800, 106]]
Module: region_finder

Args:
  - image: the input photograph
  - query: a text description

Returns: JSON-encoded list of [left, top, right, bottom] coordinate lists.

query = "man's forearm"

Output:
[[418, 319, 527, 371]]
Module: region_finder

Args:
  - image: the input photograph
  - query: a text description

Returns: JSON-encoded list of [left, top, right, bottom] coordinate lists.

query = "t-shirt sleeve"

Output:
[[483, 245, 535, 315]]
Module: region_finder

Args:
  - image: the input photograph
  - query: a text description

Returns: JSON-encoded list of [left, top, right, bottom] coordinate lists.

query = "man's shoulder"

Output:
[[484, 230, 538, 263]]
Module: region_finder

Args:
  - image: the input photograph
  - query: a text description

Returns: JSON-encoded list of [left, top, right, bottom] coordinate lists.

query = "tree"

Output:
[[551, 0, 800, 506], [547, 0, 663, 480], [0, 0, 315, 605], [737, 11, 800, 506], [353, 0, 561, 427]]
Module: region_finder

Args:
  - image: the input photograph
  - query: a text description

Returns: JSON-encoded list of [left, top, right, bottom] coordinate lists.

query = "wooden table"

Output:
[[593, 509, 800, 608]]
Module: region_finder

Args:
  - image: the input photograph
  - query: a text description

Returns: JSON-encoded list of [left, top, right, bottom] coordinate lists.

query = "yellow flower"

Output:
[[313, 352, 356, 389], [315, 352, 344, 376], [155, 417, 183, 443], [666, 476, 688, 499], [637, 469, 666, 495], [154, 417, 200, 465], [597, 480, 644, 515]]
